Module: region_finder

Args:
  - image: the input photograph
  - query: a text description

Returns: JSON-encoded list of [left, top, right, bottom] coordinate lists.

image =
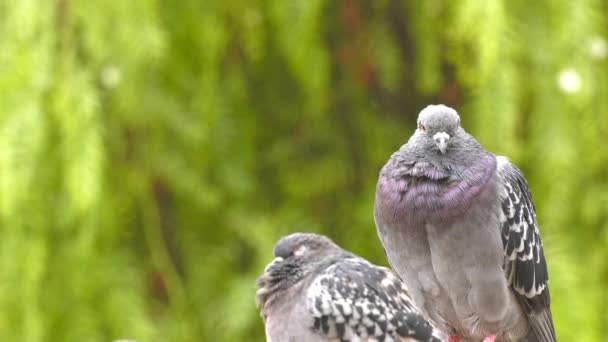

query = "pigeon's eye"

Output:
[[419, 124, 426, 132], [293, 245, 307, 256]]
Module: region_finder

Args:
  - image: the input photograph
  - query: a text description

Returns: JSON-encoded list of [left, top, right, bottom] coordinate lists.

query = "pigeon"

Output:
[[374, 104, 556, 342], [256, 232, 444, 342]]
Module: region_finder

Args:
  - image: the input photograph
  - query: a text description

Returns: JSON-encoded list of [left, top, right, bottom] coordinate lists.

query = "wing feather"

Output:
[[497, 157, 556, 342], [306, 257, 442, 342]]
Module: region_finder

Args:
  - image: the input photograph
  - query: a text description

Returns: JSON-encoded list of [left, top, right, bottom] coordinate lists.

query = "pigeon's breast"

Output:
[[376, 155, 497, 225]]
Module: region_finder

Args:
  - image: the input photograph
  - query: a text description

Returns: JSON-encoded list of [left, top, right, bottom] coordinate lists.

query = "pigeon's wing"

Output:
[[497, 157, 556, 342], [306, 257, 442, 342]]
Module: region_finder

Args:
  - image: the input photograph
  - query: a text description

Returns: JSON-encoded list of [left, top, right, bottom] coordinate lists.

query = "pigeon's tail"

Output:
[[527, 308, 556, 342]]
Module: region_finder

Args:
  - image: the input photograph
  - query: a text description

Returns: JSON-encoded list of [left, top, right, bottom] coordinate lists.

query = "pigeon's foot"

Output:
[[482, 335, 497, 342], [447, 337, 463, 342]]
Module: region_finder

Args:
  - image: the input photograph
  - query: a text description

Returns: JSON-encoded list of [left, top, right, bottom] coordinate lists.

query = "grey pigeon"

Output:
[[374, 105, 556, 342], [256, 232, 444, 342]]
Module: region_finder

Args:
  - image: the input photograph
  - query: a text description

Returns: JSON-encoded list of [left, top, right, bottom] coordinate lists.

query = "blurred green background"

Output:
[[1, 0, 607, 341]]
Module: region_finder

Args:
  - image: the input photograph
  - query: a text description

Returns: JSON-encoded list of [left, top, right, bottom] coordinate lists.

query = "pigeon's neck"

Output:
[[256, 256, 345, 314], [376, 153, 497, 223], [256, 260, 305, 312]]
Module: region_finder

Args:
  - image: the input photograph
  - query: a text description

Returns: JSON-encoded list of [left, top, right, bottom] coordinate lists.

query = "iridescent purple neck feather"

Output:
[[377, 152, 496, 222], [376, 105, 500, 225]]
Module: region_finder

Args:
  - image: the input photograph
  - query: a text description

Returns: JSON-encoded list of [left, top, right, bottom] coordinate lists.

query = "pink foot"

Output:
[[447, 337, 463, 342], [482, 335, 497, 342]]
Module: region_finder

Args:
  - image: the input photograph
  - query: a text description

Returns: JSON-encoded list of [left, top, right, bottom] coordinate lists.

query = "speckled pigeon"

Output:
[[256, 232, 444, 342], [374, 105, 556, 341]]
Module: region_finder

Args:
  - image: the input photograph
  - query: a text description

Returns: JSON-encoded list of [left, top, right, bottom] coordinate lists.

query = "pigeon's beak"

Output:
[[433, 132, 450, 154], [264, 257, 284, 273]]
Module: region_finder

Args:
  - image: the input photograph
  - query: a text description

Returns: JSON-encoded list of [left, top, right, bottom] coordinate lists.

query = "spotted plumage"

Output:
[[374, 105, 556, 341], [256, 233, 443, 342], [497, 158, 554, 341]]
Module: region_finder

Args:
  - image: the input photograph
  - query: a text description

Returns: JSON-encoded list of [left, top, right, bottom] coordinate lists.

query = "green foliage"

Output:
[[0, 0, 606, 340]]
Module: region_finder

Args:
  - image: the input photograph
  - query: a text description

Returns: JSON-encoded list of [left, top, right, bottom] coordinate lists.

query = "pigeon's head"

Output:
[[273, 233, 343, 264], [256, 233, 344, 310], [412, 104, 464, 155]]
